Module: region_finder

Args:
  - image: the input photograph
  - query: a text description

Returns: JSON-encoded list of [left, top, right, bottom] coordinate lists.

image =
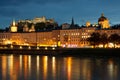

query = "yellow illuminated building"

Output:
[[0, 28, 119, 48], [10, 20, 18, 32], [86, 21, 91, 27], [0, 15, 120, 48], [98, 13, 110, 29]]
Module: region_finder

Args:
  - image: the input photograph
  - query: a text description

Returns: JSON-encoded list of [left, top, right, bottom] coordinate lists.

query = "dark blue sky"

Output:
[[0, 0, 120, 28]]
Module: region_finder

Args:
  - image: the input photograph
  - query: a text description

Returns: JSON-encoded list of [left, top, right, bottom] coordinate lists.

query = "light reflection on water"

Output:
[[0, 54, 120, 80]]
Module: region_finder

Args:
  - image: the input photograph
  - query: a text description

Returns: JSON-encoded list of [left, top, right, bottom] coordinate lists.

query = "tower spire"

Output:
[[12, 19, 16, 26], [70, 17, 75, 28], [101, 13, 104, 17], [71, 17, 74, 25]]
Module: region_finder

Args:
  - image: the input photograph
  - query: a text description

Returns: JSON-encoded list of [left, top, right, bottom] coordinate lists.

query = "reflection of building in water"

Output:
[[23, 55, 29, 80], [8, 55, 14, 80], [83, 59, 91, 80], [2, 56, 7, 80], [52, 57, 56, 78], [107, 59, 118, 80], [28, 55, 31, 78], [43, 56, 48, 80], [19, 55, 23, 76], [36, 56, 40, 80], [67, 57, 72, 80]]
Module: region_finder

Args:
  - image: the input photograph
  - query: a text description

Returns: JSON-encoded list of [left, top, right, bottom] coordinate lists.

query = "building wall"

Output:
[[60, 29, 81, 47], [95, 29, 120, 37], [0, 28, 119, 47], [80, 27, 95, 47], [0, 33, 11, 45]]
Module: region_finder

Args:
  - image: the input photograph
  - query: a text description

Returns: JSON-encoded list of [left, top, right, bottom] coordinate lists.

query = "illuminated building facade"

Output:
[[60, 29, 81, 47], [0, 28, 119, 47], [86, 21, 91, 27], [62, 23, 70, 29], [18, 16, 55, 24], [80, 27, 96, 47], [98, 13, 110, 29], [0, 14, 120, 48], [10, 20, 17, 32]]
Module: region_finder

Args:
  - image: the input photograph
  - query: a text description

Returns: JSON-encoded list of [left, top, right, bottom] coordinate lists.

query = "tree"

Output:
[[87, 32, 101, 48], [108, 33, 120, 48], [100, 33, 108, 48], [35, 22, 46, 31]]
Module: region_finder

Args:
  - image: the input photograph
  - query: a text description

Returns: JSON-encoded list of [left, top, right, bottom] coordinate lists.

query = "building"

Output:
[[10, 20, 17, 32], [80, 27, 96, 47], [86, 21, 91, 27], [62, 23, 70, 29], [0, 14, 120, 48], [23, 24, 29, 32], [60, 29, 81, 47], [0, 27, 120, 47], [98, 13, 110, 29], [18, 16, 55, 24]]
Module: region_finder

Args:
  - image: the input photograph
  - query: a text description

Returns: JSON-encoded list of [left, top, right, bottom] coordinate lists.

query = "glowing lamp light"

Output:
[[28, 46, 31, 49], [20, 46, 22, 49], [10, 45, 13, 49], [45, 47, 48, 50], [37, 47, 39, 50], [108, 43, 114, 48], [52, 47, 55, 50], [62, 44, 66, 47]]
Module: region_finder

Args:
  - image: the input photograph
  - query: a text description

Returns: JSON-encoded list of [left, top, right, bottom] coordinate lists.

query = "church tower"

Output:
[[70, 17, 75, 28], [10, 20, 18, 32]]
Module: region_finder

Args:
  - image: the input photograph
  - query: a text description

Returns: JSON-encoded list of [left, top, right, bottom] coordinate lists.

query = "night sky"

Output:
[[0, 0, 120, 28]]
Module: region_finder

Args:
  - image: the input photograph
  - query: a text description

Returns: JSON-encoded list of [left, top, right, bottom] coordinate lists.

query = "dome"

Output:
[[98, 13, 107, 22]]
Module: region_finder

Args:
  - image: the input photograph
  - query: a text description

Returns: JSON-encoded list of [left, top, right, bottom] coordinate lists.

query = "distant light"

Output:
[[108, 43, 114, 48], [10, 45, 13, 49], [37, 47, 39, 50], [52, 47, 55, 50], [20, 46, 22, 49], [28, 46, 31, 49], [45, 47, 48, 50]]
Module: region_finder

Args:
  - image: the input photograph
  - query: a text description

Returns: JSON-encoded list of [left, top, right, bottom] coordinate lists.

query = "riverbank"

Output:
[[0, 48, 120, 56]]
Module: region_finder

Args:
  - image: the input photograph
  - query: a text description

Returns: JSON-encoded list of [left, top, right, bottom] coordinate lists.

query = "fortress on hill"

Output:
[[0, 14, 119, 48]]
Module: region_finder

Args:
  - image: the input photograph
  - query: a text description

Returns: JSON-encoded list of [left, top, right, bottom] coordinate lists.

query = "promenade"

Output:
[[0, 45, 120, 56]]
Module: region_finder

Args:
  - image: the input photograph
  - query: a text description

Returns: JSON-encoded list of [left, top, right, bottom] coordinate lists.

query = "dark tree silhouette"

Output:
[[100, 33, 108, 48], [108, 33, 120, 48], [35, 22, 46, 31], [87, 32, 101, 48]]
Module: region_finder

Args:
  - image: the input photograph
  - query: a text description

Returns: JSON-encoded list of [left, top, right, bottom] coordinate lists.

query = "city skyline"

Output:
[[0, 0, 120, 28]]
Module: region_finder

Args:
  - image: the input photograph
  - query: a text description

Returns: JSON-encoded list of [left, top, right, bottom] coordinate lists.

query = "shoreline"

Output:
[[0, 48, 120, 56]]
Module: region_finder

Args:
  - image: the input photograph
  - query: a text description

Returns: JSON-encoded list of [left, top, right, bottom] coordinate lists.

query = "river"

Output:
[[0, 54, 120, 80]]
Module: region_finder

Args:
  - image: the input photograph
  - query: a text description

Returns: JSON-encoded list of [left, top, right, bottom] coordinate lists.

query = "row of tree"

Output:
[[17, 22, 58, 32], [87, 32, 120, 48]]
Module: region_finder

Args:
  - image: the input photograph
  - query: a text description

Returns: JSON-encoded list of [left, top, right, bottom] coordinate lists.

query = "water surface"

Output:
[[0, 54, 120, 80]]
